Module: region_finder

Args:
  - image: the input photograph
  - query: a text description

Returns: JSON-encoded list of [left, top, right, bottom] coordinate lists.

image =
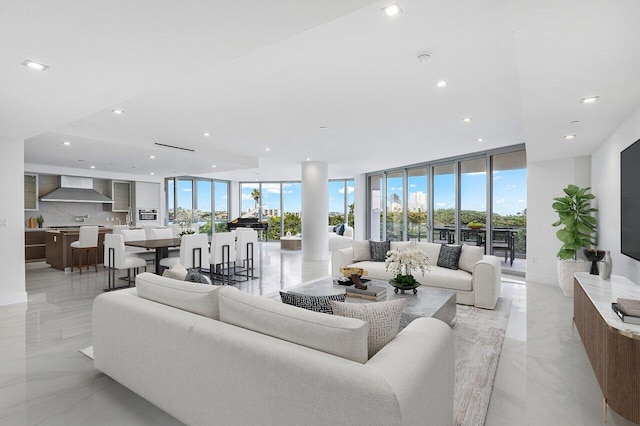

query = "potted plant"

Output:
[[385, 248, 430, 294], [36, 215, 44, 228], [552, 184, 596, 296], [467, 221, 484, 230]]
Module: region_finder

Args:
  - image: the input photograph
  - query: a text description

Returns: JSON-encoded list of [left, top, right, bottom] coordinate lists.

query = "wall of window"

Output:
[[367, 145, 526, 272], [165, 177, 229, 235], [329, 179, 355, 229]]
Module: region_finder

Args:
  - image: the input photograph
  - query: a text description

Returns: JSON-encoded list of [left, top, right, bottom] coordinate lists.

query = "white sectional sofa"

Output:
[[328, 225, 354, 251], [332, 240, 502, 310], [93, 273, 454, 426]]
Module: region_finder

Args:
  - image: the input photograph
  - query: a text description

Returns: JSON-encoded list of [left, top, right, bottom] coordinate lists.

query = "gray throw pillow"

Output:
[[337, 224, 345, 236], [184, 269, 211, 284], [369, 240, 391, 262], [279, 292, 347, 314], [437, 244, 462, 270]]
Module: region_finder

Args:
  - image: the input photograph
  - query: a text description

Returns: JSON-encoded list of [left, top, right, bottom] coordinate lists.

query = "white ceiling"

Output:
[[4, 0, 640, 181]]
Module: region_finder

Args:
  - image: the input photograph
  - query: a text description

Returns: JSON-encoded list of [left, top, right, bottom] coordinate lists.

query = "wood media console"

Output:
[[573, 272, 640, 424]]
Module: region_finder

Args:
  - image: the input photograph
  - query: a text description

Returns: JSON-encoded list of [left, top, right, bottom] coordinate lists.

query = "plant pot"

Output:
[[556, 259, 590, 297]]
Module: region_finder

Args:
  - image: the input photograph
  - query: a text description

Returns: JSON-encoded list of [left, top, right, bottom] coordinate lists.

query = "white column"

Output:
[[0, 138, 27, 305], [302, 161, 328, 261], [354, 174, 367, 240]]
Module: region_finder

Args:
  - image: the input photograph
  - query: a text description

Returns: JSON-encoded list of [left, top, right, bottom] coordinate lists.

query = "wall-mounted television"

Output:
[[621, 138, 640, 261]]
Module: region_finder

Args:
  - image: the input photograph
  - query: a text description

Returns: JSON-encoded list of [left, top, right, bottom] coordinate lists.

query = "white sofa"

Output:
[[328, 225, 354, 251], [332, 240, 502, 310], [93, 273, 454, 426]]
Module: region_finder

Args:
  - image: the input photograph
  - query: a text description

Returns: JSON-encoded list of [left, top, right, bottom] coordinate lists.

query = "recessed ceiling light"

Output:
[[264, 147, 271, 151], [62, 141, 71, 146], [580, 96, 599, 104], [463, 117, 472, 123], [202, 132, 210, 137], [78, 159, 85, 162], [570, 120, 580, 124], [382, 3, 402, 17], [90, 165, 96, 169], [306, 157, 311, 161], [565, 134, 576, 140], [22, 60, 48, 71], [436, 80, 447, 88], [417, 53, 430, 63], [150, 172, 155, 176], [211, 164, 217, 168], [112, 108, 124, 114], [149, 155, 155, 159], [319, 126, 328, 129], [477, 138, 484, 142]]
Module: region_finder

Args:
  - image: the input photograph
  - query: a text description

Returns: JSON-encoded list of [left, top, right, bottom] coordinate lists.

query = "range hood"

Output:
[[40, 176, 114, 204]]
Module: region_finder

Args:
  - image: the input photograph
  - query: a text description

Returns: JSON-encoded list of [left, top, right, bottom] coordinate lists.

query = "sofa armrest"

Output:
[[365, 317, 454, 426], [472, 255, 502, 309], [331, 247, 354, 277]]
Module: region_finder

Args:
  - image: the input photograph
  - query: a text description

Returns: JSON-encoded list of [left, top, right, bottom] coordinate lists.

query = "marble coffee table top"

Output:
[[285, 276, 457, 327]]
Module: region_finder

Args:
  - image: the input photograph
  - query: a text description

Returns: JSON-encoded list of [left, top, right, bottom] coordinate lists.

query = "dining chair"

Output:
[[70, 226, 99, 274], [112, 225, 130, 235], [235, 229, 258, 280], [168, 223, 181, 238], [149, 228, 174, 240], [103, 233, 147, 291], [491, 229, 515, 265], [209, 232, 236, 285], [160, 233, 209, 270]]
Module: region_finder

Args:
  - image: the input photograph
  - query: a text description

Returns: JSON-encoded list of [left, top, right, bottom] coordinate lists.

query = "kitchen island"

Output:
[[45, 227, 112, 272]]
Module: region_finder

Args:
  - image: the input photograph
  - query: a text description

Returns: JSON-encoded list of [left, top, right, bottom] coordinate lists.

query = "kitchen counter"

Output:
[[45, 228, 112, 272]]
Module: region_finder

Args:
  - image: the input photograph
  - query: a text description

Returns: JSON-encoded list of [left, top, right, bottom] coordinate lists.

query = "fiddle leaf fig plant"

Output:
[[552, 184, 597, 260]]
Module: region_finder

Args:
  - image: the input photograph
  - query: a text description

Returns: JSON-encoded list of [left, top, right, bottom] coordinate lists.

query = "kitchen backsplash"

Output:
[[24, 202, 127, 227]]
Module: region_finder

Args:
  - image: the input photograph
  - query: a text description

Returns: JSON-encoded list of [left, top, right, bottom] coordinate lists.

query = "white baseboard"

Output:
[[0, 291, 28, 306]]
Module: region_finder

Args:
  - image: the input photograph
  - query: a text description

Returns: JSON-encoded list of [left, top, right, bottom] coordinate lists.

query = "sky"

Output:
[[169, 168, 526, 218]]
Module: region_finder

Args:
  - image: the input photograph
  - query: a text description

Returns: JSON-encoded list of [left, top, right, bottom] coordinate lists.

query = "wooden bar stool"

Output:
[[70, 226, 99, 274]]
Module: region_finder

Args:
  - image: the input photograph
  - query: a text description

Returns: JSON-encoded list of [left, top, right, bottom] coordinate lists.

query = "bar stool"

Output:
[[209, 232, 236, 285], [70, 226, 99, 274], [235, 229, 258, 280]]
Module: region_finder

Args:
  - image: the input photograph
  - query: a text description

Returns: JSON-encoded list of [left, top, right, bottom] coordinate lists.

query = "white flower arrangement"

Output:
[[385, 248, 430, 278]]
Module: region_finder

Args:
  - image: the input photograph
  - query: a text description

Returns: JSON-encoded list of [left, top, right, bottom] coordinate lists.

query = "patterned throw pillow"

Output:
[[337, 224, 346, 236], [369, 240, 391, 262], [330, 299, 406, 358], [437, 244, 462, 270], [279, 292, 347, 314], [162, 262, 188, 280], [184, 269, 211, 284]]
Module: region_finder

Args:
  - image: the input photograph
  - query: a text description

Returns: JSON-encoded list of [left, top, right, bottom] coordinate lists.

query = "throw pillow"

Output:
[[437, 244, 462, 270], [279, 292, 347, 314], [458, 244, 484, 273], [333, 225, 339, 232], [369, 240, 391, 262], [185, 269, 211, 284], [352, 240, 372, 262], [330, 299, 406, 358], [337, 224, 346, 236], [162, 262, 188, 280]]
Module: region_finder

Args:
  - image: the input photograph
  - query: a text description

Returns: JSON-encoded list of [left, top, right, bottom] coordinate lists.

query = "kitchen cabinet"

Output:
[[110, 181, 131, 212], [24, 174, 38, 211], [45, 228, 112, 271], [134, 181, 160, 209], [25, 230, 46, 262]]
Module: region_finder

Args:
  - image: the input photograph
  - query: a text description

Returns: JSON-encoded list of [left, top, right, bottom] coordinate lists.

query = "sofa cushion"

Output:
[[390, 241, 416, 252], [437, 244, 462, 270], [279, 292, 347, 314], [415, 242, 441, 265], [458, 244, 484, 274], [332, 225, 339, 232], [136, 272, 222, 320], [218, 287, 369, 363], [352, 240, 372, 262], [337, 224, 346, 235], [424, 267, 473, 291], [330, 299, 406, 358], [162, 262, 188, 280], [369, 240, 391, 262]]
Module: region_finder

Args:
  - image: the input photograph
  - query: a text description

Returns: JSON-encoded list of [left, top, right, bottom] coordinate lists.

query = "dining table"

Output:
[[124, 238, 182, 275]]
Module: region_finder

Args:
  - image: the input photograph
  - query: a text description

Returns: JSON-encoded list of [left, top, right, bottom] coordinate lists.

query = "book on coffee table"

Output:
[[345, 284, 387, 301], [612, 303, 640, 325]]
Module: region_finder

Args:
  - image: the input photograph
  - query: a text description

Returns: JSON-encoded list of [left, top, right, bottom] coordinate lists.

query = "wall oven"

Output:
[[137, 208, 158, 221]]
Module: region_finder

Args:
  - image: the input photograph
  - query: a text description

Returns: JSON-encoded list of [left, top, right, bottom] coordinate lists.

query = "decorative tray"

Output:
[[334, 277, 371, 286]]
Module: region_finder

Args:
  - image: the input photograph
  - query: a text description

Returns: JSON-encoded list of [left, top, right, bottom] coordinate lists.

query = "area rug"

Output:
[[452, 297, 511, 426]]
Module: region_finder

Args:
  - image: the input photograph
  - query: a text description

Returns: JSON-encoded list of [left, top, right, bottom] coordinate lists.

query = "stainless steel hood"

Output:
[[40, 176, 114, 204]]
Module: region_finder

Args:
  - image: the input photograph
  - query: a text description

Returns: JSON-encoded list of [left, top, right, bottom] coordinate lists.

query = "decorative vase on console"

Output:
[[584, 249, 606, 275], [600, 251, 612, 280]]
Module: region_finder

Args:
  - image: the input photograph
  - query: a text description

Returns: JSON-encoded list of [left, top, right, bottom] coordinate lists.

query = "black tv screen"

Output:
[[621, 138, 640, 261]]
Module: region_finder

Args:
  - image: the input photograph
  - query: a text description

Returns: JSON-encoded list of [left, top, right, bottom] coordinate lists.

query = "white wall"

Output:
[[591, 106, 640, 284], [526, 155, 591, 285], [0, 138, 27, 305], [354, 173, 367, 240]]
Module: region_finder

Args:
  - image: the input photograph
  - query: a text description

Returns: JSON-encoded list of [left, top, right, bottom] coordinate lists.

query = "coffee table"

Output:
[[287, 277, 456, 328]]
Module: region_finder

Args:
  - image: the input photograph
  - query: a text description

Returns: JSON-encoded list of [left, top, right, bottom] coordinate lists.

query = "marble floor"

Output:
[[2, 242, 638, 425]]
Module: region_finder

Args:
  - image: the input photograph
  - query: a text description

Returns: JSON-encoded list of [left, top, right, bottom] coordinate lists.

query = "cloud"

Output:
[[182, 188, 192, 192], [518, 199, 525, 203], [241, 193, 254, 201], [338, 186, 355, 194], [261, 183, 281, 194], [409, 184, 416, 188], [496, 198, 505, 204], [436, 202, 447, 207]]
